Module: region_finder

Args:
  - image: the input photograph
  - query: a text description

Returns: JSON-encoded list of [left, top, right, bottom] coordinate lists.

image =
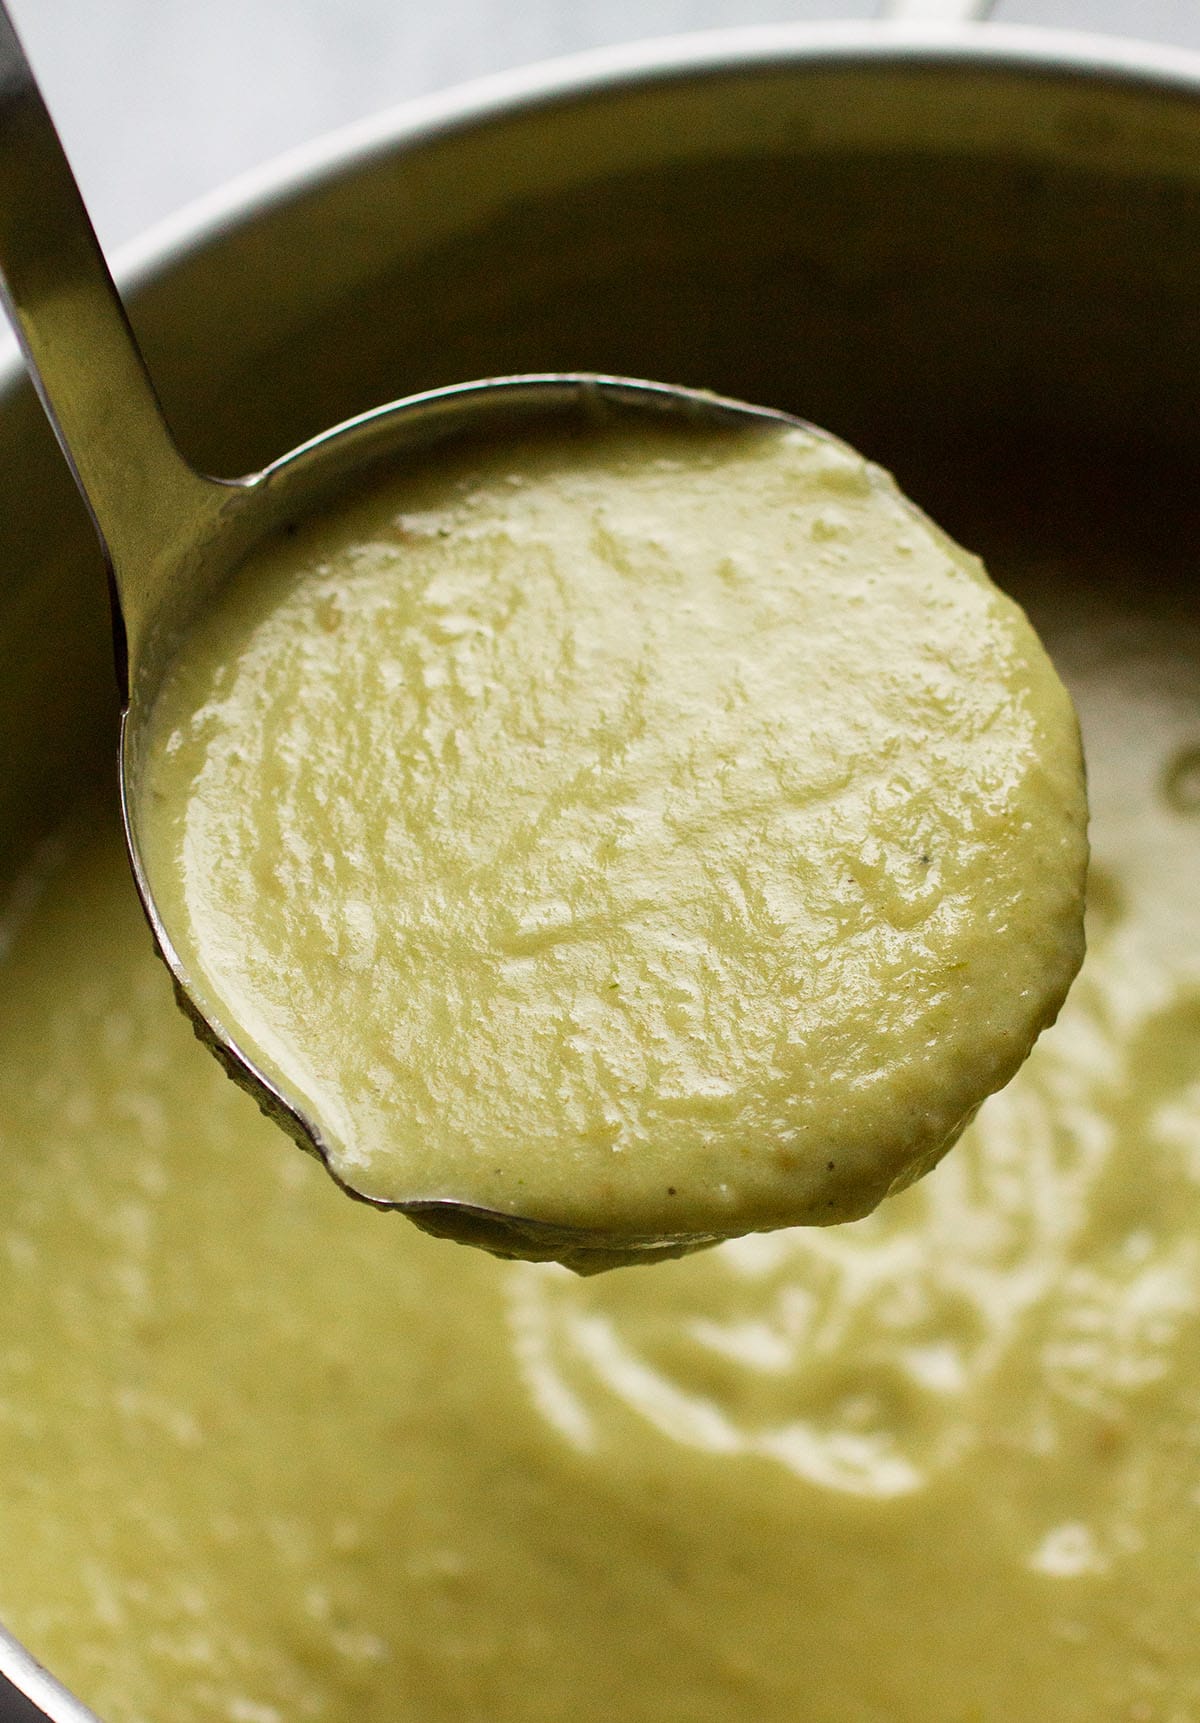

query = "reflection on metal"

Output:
[[878, 0, 994, 18]]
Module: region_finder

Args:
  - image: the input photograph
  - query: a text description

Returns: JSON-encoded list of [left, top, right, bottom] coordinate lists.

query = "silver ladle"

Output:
[[0, 1, 814, 1272]]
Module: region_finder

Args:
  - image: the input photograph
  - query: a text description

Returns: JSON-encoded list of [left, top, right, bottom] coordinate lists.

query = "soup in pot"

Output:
[[0, 539, 1197, 1720]]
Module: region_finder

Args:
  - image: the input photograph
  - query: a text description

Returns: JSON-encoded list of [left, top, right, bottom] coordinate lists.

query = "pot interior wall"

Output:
[[1, 50, 1198, 885]]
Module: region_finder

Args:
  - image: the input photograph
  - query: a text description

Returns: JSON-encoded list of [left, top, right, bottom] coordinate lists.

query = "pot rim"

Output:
[[3, 15, 1200, 1723], [93, 20, 1200, 293], [4, 17, 1200, 398]]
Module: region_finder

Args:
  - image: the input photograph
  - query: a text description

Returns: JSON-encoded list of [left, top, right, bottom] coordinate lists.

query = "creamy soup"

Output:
[[0, 562, 1197, 1723], [137, 420, 1086, 1263]]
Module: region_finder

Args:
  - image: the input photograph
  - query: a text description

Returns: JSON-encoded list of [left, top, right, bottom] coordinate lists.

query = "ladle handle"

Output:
[[0, 0, 226, 679]]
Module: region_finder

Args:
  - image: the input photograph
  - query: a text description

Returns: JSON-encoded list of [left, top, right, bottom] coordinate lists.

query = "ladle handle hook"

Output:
[[0, 0, 224, 678]]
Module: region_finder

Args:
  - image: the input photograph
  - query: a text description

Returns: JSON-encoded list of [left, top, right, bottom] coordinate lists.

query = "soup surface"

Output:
[[0, 567, 1198, 1722], [138, 418, 1085, 1261]]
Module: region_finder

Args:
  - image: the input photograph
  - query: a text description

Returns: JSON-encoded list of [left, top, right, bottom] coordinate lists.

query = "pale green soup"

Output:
[[0, 551, 1196, 1722], [138, 421, 1086, 1260]]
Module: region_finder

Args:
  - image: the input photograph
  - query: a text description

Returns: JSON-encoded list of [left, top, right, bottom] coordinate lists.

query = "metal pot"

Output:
[[2, 17, 1199, 1720]]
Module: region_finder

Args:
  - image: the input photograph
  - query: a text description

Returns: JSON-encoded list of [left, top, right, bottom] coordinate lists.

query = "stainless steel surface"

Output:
[[880, 0, 993, 17], [6, 0, 1197, 253], [0, 3, 232, 677], [2, 14, 1200, 1722]]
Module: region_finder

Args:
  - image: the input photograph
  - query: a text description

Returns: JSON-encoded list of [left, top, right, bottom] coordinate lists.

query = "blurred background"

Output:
[[7, 0, 1200, 251]]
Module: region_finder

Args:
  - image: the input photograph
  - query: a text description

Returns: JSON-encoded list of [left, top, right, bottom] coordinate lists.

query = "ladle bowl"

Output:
[[0, 0, 805, 1271]]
